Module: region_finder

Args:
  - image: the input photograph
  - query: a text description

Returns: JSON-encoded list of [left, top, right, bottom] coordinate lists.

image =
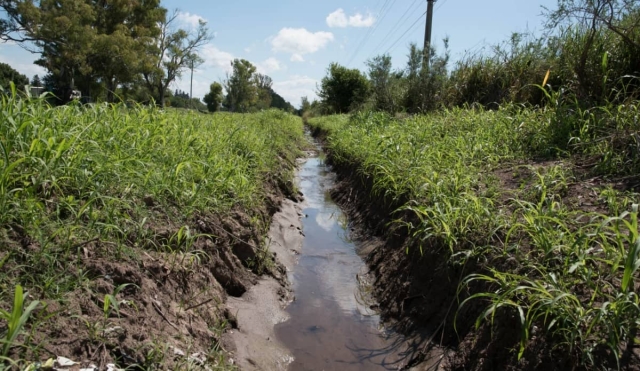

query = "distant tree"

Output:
[[367, 54, 402, 113], [203, 82, 224, 112], [31, 74, 42, 87], [318, 63, 370, 113], [1, 0, 165, 103], [223, 59, 258, 112], [0, 62, 29, 92], [254, 73, 273, 110], [174, 89, 190, 99], [269, 90, 293, 112], [404, 41, 450, 113], [299, 96, 312, 116], [142, 10, 210, 106], [88, 0, 165, 102]]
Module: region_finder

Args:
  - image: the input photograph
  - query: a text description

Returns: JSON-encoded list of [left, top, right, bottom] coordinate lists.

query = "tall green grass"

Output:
[[0, 89, 304, 365], [309, 104, 640, 368]]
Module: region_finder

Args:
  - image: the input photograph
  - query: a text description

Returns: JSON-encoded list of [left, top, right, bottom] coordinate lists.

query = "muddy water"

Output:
[[275, 147, 406, 371]]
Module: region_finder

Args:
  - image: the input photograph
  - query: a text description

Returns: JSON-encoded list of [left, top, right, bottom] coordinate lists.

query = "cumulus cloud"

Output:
[[176, 11, 206, 28], [271, 28, 334, 61], [256, 57, 283, 74], [273, 75, 319, 107], [326, 9, 375, 28], [200, 45, 234, 72]]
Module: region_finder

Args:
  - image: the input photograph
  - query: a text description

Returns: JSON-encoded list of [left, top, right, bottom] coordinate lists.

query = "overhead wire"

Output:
[[341, 0, 390, 65], [434, 0, 449, 12], [382, 10, 427, 56], [383, 0, 452, 57], [346, 0, 453, 67], [369, 0, 422, 57], [345, 0, 399, 67]]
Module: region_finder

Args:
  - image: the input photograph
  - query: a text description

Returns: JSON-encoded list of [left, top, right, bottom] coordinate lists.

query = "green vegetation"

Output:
[[318, 63, 370, 114], [0, 88, 304, 368], [304, 0, 640, 117], [304, 1, 640, 367], [0, 2, 296, 110], [203, 83, 224, 112], [0, 63, 28, 93], [308, 102, 640, 367]]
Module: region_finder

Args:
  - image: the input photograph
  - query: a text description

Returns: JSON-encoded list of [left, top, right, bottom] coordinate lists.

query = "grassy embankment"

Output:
[[0, 88, 305, 370], [308, 101, 640, 369]]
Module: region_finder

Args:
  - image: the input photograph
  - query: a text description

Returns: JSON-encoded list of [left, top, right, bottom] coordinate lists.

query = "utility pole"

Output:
[[423, 0, 436, 68], [189, 59, 194, 110]]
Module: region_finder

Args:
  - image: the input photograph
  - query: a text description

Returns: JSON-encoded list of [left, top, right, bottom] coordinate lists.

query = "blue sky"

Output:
[[0, 0, 557, 106]]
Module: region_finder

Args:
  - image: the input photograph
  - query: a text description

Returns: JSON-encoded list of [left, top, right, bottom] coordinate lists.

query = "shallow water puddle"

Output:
[[275, 147, 406, 370]]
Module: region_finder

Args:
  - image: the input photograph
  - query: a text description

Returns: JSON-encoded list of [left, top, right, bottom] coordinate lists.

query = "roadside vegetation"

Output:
[[0, 87, 304, 369], [307, 0, 640, 369]]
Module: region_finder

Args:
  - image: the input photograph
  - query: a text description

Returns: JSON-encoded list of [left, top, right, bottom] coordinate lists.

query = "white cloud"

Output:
[[200, 45, 234, 72], [326, 8, 375, 28], [348, 13, 376, 27], [326, 9, 349, 28], [256, 57, 283, 74], [290, 54, 304, 62], [271, 28, 334, 61], [176, 12, 205, 28], [273, 75, 319, 107]]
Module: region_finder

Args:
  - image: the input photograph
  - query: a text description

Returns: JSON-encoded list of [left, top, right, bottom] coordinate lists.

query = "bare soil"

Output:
[[223, 198, 305, 370], [2, 159, 305, 370]]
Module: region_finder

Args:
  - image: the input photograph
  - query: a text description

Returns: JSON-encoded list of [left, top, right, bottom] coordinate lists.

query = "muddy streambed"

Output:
[[274, 145, 407, 370]]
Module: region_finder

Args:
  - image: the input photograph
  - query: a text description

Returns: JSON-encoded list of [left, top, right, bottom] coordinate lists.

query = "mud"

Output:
[[224, 198, 304, 370]]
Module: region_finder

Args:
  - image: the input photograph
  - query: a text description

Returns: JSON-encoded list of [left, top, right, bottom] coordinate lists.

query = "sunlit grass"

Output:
[[308, 103, 640, 367]]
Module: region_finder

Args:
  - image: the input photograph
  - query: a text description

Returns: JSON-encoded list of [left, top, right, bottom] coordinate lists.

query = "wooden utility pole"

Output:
[[423, 0, 436, 67], [189, 59, 194, 110]]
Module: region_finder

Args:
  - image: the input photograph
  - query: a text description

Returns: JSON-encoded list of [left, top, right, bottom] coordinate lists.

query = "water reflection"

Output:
[[275, 151, 408, 371]]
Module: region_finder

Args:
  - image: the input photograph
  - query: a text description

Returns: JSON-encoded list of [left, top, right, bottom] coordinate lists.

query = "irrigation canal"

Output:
[[274, 140, 407, 370]]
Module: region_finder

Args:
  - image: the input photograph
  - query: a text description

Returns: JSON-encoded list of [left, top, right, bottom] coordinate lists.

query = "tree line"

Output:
[[307, 0, 640, 116], [0, 0, 295, 112]]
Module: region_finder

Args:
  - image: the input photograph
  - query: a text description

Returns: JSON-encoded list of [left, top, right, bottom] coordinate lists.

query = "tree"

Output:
[[31, 74, 42, 87], [300, 96, 311, 114], [1, 0, 165, 103], [318, 63, 370, 113], [141, 10, 210, 106], [223, 59, 258, 112], [203, 82, 223, 112], [269, 90, 294, 112], [0, 62, 28, 92], [254, 73, 273, 110], [367, 54, 402, 112], [404, 41, 450, 113], [88, 0, 165, 102]]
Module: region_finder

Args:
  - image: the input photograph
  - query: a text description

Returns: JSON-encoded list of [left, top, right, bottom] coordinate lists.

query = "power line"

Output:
[[369, 0, 422, 57], [346, 0, 399, 67], [341, 0, 390, 65], [383, 10, 427, 56], [434, 0, 449, 12]]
